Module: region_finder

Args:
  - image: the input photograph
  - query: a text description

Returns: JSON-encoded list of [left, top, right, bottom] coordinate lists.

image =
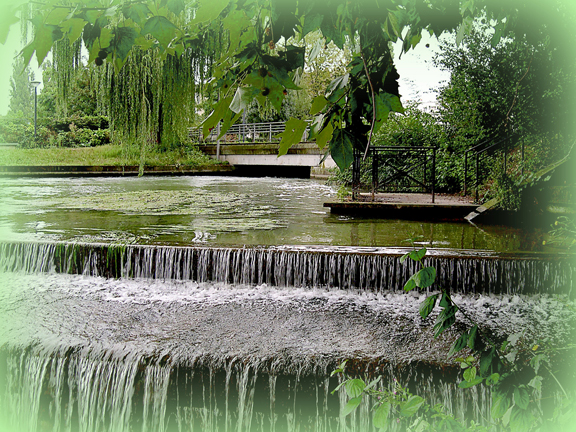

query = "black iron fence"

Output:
[[353, 146, 437, 202], [464, 133, 521, 202]]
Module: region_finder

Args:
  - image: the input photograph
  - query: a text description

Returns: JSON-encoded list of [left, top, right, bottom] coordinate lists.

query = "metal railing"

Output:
[[464, 133, 520, 202], [190, 121, 309, 144], [354, 146, 437, 203]]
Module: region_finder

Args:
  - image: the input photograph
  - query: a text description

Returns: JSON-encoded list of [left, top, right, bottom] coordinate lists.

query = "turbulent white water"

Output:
[[0, 240, 574, 432]]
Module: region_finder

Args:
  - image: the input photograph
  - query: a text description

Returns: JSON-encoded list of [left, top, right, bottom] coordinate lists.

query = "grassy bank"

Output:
[[0, 144, 222, 167]]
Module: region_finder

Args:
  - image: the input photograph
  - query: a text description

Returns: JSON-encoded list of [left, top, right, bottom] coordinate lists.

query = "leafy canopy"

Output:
[[3, 0, 572, 170]]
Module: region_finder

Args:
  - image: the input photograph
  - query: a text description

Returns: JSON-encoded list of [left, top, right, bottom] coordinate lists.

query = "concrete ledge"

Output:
[[324, 201, 479, 221], [0, 164, 234, 177]]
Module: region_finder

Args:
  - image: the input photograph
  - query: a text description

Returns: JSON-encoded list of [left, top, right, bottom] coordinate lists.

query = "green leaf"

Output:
[[448, 331, 468, 356], [331, 360, 348, 377], [439, 293, 451, 308], [373, 402, 390, 428], [414, 267, 436, 288], [491, 391, 511, 419], [530, 353, 548, 374], [514, 387, 530, 410], [122, 3, 151, 24], [458, 377, 483, 388], [403, 277, 416, 292], [419, 294, 438, 319], [409, 248, 427, 262], [316, 121, 333, 150], [302, 13, 324, 36], [111, 26, 138, 62], [45, 8, 71, 26], [202, 96, 233, 138], [218, 110, 242, 139], [0, 4, 21, 45], [278, 118, 308, 157], [34, 25, 64, 66], [142, 16, 178, 47], [400, 252, 410, 263], [62, 18, 87, 44], [400, 395, 424, 417], [456, 16, 473, 46], [463, 366, 477, 382], [387, 11, 401, 38], [192, 0, 229, 24], [166, 0, 186, 16], [433, 304, 457, 338], [486, 373, 500, 386], [310, 96, 328, 115], [343, 396, 362, 416], [344, 379, 365, 398], [527, 376, 542, 392], [479, 348, 495, 376], [329, 128, 354, 171], [326, 74, 349, 98], [467, 325, 478, 350], [510, 406, 535, 431]]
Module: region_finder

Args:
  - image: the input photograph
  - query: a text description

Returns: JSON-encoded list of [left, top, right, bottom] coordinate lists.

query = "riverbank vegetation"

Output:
[[0, 143, 220, 167]]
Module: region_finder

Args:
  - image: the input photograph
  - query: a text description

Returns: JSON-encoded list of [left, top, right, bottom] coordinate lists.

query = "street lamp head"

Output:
[[30, 81, 41, 88]]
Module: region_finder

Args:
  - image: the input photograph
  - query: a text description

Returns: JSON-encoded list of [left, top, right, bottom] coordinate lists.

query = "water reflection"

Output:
[[0, 175, 543, 251]]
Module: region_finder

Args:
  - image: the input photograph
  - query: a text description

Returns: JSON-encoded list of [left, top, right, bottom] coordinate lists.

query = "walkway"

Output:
[[324, 193, 478, 221]]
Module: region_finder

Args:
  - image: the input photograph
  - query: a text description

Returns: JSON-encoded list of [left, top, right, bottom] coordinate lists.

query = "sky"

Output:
[[0, 21, 449, 116]]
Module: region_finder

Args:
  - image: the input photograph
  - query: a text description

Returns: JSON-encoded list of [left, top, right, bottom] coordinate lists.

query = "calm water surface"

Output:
[[0, 175, 543, 251]]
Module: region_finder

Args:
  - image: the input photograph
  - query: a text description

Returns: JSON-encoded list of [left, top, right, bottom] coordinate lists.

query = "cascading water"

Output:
[[0, 241, 574, 432]]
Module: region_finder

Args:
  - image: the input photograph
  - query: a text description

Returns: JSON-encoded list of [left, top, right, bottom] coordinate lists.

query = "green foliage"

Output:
[[8, 56, 36, 119], [334, 244, 576, 431]]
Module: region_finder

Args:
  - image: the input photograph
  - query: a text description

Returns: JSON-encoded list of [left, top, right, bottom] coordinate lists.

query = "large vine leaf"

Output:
[[342, 396, 362, 416], [278, 118, 308, 156], [344, 379, 365, 398], [329, 128, 355, 171], [373, 402, 390, 429], [35, 24, 64, 66], [142, 16, 178, 47], [414, 266, 436, 288], [202, 95, 234, 138], [192, 0, 229, 24], [0, 3, 21, 45], [400, 395, 424, 417], [491, 391, 511, 419], [315, 121, 333, 150], [419, 294, 438, 319], [110, 26, 139, 70], [122, 3, 151, 25]]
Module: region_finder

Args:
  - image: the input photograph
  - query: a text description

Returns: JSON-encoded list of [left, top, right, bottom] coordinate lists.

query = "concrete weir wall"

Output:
[[200, 142, 337, 168]]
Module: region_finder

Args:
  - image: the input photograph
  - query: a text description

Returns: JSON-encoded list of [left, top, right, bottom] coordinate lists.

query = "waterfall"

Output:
[[0, 241, 574, 431], [0, 241, 573, 295], [0, 346, 491, 432]]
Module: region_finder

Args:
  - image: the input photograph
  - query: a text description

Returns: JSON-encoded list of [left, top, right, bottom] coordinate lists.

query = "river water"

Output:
[[0, 175, 572, 432], [0, 175, 544, 251]]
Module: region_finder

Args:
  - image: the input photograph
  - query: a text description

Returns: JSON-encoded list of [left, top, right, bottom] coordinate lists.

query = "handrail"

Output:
[[190, 121, 310, 144], [355, 146, 437, 203], [463, 134, 518, 202]]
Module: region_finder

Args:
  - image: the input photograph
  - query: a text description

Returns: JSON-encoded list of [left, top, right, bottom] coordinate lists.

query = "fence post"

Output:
[[216, 123, 221, 161], [432, 148, 436, 204], [521, 137, 525, 176], [372, 148, 377, 201], [464, 151, 468, 195], [475, 153, 479, 203]]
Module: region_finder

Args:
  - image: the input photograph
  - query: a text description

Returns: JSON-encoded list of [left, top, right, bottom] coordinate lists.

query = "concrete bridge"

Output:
[[191, 122, 336, 176]]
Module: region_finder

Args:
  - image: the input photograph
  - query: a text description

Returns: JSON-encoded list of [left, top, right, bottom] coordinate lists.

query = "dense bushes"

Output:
[[0, 116, 110, 148]]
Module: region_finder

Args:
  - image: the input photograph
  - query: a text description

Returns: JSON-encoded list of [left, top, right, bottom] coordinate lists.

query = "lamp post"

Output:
[[31, 81, 41, 140]]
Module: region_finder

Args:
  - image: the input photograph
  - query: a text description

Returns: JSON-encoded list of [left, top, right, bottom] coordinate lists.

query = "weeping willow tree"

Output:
[[30, 6, 224, 164]]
